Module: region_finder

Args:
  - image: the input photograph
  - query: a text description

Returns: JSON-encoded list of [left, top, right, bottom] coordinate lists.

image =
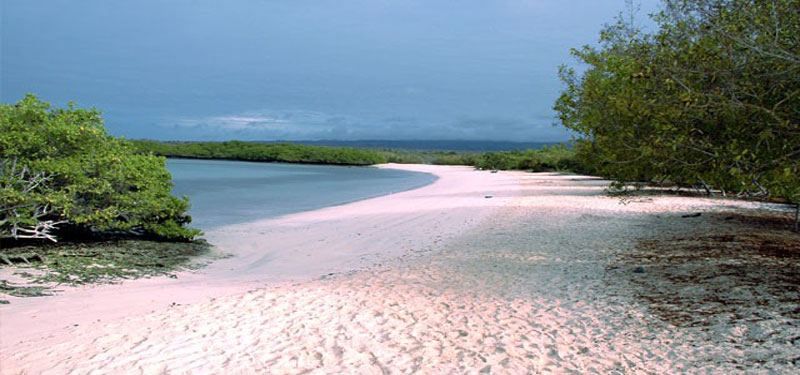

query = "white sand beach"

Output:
[[1, 165, 797, 374]]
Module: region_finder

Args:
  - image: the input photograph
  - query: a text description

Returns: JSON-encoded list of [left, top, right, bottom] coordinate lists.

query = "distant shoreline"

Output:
[[132, 140, 387, 166], [138, 139, 566, 152], [134, 139, 579, 170], [162, 155, 379, 167], [251, 139, 564, 152]]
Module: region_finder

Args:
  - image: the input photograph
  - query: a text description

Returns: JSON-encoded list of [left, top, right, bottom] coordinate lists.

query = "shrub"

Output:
[[0, 95, 200, 242], [472, 145, 581, 172], [430, 153, 480, 166], [555, 0, 799, 204]]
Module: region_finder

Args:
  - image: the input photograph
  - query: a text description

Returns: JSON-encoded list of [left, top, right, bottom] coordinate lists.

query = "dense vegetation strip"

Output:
[[555, 0, 799, 213], [132, 140, 388, 166], [133, 140, 582, 173]]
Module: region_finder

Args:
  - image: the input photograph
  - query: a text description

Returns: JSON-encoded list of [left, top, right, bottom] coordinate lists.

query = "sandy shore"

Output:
[[1, 165, 797, 374]]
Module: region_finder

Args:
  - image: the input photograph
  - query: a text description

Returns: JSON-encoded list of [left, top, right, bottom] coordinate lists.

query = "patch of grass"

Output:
[[0, 239, 215, 298]]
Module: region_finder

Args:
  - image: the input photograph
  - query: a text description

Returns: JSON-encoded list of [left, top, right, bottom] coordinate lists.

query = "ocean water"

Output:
[[167, 159, 437, 230]]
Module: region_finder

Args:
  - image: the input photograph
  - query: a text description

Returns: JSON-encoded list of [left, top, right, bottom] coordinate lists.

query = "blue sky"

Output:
[[1, 0, 660, 142]]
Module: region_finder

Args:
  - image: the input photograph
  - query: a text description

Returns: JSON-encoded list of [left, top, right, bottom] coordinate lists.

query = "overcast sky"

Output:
[[1, 0, 660, 142]]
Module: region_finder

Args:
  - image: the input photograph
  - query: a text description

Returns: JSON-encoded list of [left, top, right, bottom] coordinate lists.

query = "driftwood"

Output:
[[1, 157, 66, 242], [6, 218, 67, 242]]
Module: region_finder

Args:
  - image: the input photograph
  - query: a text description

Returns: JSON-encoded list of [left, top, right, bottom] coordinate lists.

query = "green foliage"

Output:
[[1, 95, 200, 242], [133, 140, 387, 166], [133, 140, 583, 174], [381, 151, 426, 164], [430, 152, 481, 166], [473, 145, 581, 172], [474, 152, 521, 170], [377, 149, 479, 165], [555, 0, 800, 204]]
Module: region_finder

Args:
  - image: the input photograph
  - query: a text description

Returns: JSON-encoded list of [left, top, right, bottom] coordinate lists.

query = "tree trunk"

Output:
[[794, 204, 799, 232]]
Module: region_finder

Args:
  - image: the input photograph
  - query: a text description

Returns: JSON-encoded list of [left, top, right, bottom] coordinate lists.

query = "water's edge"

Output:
[[167, 159, 438, 231]]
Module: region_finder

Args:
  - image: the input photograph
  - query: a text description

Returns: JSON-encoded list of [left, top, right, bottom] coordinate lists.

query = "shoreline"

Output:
[[0, 164, 518, 346], [163, 155, 384, 167], [2, 166, 798, 373], [168, 158, 440, 230]]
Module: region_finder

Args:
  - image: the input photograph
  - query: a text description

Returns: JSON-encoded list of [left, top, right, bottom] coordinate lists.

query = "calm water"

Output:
[[167, 159, 437, 230]]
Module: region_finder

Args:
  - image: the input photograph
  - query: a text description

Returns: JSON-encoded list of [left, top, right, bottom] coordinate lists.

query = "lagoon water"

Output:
[[167, 159, 437, 230]]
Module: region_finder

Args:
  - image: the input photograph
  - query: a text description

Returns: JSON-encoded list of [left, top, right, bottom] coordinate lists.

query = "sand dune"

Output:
[[1, 166, 797, 374]]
